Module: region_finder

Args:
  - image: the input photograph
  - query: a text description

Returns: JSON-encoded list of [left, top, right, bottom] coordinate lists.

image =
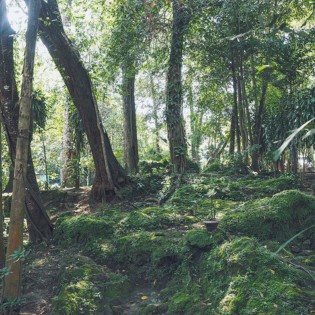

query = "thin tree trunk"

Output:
[[122, 65, 139, 174], [0, 122, 5, 269], [230, 56, 240, 154], [251, 75, 269, 172], [188, 85, 198, 161], [0, 0, 53, 242], [40, 131, 49, 190], [37, 0, 126, 200], [149, 74, 160, 153], [61, 100, 71, 187], [166, 0, 189, 173], [3, 0, 40, 304]]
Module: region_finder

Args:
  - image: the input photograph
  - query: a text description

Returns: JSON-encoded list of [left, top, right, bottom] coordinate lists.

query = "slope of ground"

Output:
[[11, 172, 315, 314]]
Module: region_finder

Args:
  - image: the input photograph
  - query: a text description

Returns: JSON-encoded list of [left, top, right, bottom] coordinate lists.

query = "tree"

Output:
[[37, 0, 127, 200], [0, 122, 4, 269], [122, 64, 139, 173], [166, 0, 190, 173], [0, 0, 53, 242], [2, 0, 41, 305]]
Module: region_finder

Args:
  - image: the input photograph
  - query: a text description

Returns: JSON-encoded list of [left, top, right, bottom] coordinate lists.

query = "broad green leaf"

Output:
[[273, 118, 315, 161], [275, 224, 315, 254]]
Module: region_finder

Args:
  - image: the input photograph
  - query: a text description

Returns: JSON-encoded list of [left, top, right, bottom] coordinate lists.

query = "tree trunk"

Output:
[[0, 122, 4, 269], [61, 100, 71, 187], [166, 0, 189, 173], [149, 74, 160, 154], [122, 66, 139, 174], [37, 0, 126, 201], [230, 57, 240, 154], [3, 0, 40, 304], [251, 76, 269, 172], [188, 85, 198, 161], [0, 0, 53, 242]]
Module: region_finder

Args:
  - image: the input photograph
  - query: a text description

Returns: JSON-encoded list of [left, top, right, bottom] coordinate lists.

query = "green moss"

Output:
[[198, 237, 309, 314], [222, 190, 315, 242], [54, 214, 115, 246], [168, 292, 198, 314], [103, 272, 131, 303], [185, 229, 222, 249], [118, 208, 197, 231], [107, 231, 186, 281], [52, 254, 130, 314], [52, 280, 108, 315]]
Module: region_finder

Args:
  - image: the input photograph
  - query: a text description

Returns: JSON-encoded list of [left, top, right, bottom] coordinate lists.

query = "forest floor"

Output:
[[11, 170, 315, 314]]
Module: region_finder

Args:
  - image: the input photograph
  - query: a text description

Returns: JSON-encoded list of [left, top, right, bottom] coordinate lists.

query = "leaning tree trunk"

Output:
[[3, 0, 40, 305], [36, 0, 126, 201], [0, 0, 53, 242], [122, 65, 139, 174], [165, 0, 190, 174]]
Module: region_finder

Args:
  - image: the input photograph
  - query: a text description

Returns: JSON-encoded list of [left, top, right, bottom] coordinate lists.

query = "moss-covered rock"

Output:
[[107, 231, 186, 281], [118, 207, 197, 231], [199, 237, 310, 314], [161, 237, 311, 315], [54, 214, 115, 246], [222, 190, 315, 242], [185, 229, 223, 249], [52, 254, 130, 314]]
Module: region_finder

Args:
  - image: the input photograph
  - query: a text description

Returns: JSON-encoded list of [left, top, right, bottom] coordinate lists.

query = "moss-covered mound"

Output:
[[54, 212, 121, 246], [154, 237, 311, 315], [118, 207, 197, 231], [52, 255, 130, 315], [222, 190, 315, 243]]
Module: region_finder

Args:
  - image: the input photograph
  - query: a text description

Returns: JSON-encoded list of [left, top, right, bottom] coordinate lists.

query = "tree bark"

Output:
[[0, 122, 4, 269], [3, 0, 40, 304], [165, 0, 190, 173], [0, 0, 53, 242], [149, 74, 160, 154], [122, 65, 139, 174], [251, 76, 269, 172], [36, 0, 126, 201], [230, 56, 240, 154]]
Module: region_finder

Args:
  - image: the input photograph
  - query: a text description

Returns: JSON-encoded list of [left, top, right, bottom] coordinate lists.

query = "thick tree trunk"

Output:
[[37, 0, 126, 201], [122, 66, 139, 174], [166, 0, 190, 173], [0, 0, 53, 242], [3, 0, 40, 304]]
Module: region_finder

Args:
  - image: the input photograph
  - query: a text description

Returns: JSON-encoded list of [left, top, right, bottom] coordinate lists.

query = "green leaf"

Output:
[[302, 128, 315, 140], [275, 224, 315, 254], [273, 118, 315, 161]]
